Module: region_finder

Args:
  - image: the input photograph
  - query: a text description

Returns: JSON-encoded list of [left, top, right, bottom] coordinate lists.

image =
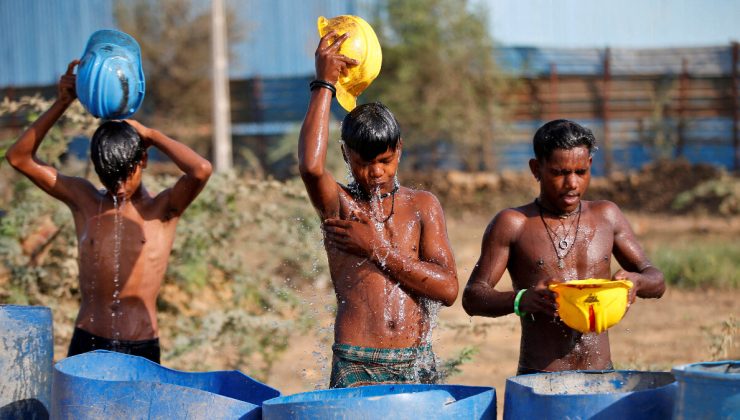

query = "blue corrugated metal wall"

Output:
[[231, 0, 376, 78], [0, 0, 114, 88], [0, 0, 377, 87]]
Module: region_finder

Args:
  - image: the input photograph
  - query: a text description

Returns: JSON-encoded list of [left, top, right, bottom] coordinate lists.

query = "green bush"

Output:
[[651, 242, 740, 289]]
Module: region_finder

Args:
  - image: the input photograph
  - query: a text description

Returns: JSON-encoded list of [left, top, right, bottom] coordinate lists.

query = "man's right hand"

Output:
[[58, 60, 80, 105], [518, 278, 560, 317], [314, 31, 359, 84]]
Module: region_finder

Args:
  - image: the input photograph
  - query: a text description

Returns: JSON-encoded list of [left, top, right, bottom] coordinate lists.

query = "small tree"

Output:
[[114, 0, 243, 150], [367, 0, 512, 171]]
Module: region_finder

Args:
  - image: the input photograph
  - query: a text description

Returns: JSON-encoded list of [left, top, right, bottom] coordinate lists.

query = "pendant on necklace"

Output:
[[558, 258, 565, 269], [558, 239, 568, 250]]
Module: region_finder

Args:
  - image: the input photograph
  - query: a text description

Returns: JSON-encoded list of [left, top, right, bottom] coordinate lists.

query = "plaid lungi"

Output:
[[329, 343, 438, 388]]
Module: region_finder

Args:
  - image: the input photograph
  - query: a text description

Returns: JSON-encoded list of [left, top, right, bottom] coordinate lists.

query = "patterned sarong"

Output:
[[329, 343, 438, 388]]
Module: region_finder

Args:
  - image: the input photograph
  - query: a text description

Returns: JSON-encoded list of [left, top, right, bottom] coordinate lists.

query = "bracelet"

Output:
[[309, 79, 336, 97], [514, 289, 528, 317]]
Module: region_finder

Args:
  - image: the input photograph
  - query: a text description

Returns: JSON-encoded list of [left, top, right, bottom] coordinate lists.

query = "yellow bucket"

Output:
[[317, 15, 382, 112], [548, 279, 633, 334]]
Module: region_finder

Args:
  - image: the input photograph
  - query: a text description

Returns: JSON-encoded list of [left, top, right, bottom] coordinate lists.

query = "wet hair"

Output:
[[90, 121, 145, 191], [533, 119, 597, 161], [341, 102, 401, 161]]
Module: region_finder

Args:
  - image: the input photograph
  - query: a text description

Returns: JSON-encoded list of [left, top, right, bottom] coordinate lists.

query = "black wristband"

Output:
[[310, 79, 337, 97]]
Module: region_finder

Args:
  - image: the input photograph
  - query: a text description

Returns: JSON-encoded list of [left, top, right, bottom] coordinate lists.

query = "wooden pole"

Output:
[[212, 0, 233, 172]]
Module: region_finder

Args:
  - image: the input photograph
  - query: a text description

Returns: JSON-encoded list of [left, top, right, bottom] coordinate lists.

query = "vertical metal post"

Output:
[[732, 42, 739, 172], [602, 48, 613, 176], [212, 0, 233, 172], [676, 58, 689, 158], [549, 62, 559, 120]]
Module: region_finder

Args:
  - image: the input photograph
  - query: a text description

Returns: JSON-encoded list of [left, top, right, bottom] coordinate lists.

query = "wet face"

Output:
[[110, 158, 146, 200], [530, 146, 592, 213], [344, 145, 401, 196]]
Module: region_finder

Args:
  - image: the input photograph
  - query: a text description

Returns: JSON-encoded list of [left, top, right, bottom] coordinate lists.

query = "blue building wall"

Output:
[[230, 0, 377, 79], [0, 0, 377, 87], [0, 0, 114, 88]]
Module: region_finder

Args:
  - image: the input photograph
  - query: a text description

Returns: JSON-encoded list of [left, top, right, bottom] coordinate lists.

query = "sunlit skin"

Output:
[[299, 32, 458, 349], [462, 145, 665, 373], [5, 60, 212, 341]]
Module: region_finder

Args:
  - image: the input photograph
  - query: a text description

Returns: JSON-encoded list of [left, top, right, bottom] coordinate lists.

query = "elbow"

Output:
[[461, 285, 485, 316], [461, 290, 476, 316], [441, 285, 458, 307], [5, 147, 21, 169], [194, 160, 213, 182], [298, 161, 324, 180], [654, 277, 667, 298]]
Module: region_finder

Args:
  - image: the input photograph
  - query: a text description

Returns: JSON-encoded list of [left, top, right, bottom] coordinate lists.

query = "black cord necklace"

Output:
[[536, 198, 582, 269], [348, 181, 399, 224]]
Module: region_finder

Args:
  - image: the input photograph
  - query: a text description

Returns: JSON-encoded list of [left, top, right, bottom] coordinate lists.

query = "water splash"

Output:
[[111, 194, 124, 348], [89, 196, 105, 334]]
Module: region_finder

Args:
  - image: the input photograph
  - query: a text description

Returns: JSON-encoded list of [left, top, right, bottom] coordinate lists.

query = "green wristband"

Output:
[[514, 289, 528, 317]]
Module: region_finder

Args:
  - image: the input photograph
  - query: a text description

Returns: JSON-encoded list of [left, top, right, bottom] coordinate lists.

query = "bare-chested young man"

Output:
[[462, 119, 665, 375], [5, 61, 212, 363], [299, 32, 458, 388]]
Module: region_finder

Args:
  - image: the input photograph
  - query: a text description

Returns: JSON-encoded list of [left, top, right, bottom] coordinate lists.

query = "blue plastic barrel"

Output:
[[504, 370, 676, 419], [262, 384, 496, 419], [51, 350, 280, 419], [672, 360, 739, 420], [0, 304, 53, 419]]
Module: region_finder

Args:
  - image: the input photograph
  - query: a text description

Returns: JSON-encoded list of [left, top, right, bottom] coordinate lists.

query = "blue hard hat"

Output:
[[76, 29, 145, 119]]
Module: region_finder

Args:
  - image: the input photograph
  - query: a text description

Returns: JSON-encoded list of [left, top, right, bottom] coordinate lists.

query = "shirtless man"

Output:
[[5, 61, 212, 363], [462, 119, 665, 374], [300, 32, 458, 388]]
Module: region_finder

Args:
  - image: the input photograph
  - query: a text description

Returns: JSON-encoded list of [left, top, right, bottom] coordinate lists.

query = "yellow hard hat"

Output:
[[317, 15, 382, 112], [548, 279, 633, 334]]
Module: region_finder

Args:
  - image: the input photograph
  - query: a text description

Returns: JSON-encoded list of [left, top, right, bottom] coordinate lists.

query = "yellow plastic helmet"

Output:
[[317, 15, 382, 112], [548, 279, 633, 334]]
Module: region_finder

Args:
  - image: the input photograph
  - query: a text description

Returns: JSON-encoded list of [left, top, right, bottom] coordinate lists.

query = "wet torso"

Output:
[[509, 200, 616, 371], [71, 189, 177, 341], [327, 185, 433, 349]]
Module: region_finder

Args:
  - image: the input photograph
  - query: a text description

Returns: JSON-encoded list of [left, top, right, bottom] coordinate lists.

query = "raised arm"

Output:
[[607, 201, 666, 299], [5, 60, 95, 205], [127, 120, 212, 219], [298, 31, 357, 219]]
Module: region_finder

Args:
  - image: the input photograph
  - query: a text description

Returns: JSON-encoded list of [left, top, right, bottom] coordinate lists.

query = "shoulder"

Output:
[[58, 174, 103, 208], [585, 199, 625, 224], [484, 203, 531, 242], [404, 187, 442, 208]]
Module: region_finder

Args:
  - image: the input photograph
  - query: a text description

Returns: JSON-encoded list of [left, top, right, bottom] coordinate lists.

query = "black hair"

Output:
[[90, 121, 145, 192], [533, 119, 597, 160], [341, 102, 401, 161]]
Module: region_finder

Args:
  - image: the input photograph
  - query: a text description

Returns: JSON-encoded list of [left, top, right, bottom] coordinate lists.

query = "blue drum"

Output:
[[504, 370, 676, 419], [0, 305, 54, 419], [52, 350, 280, 419], [262, 384, 496, 419], [672, 360, 739, 420]]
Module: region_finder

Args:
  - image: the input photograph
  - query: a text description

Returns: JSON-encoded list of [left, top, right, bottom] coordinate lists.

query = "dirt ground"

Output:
[[265, 212, 739, 413]]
